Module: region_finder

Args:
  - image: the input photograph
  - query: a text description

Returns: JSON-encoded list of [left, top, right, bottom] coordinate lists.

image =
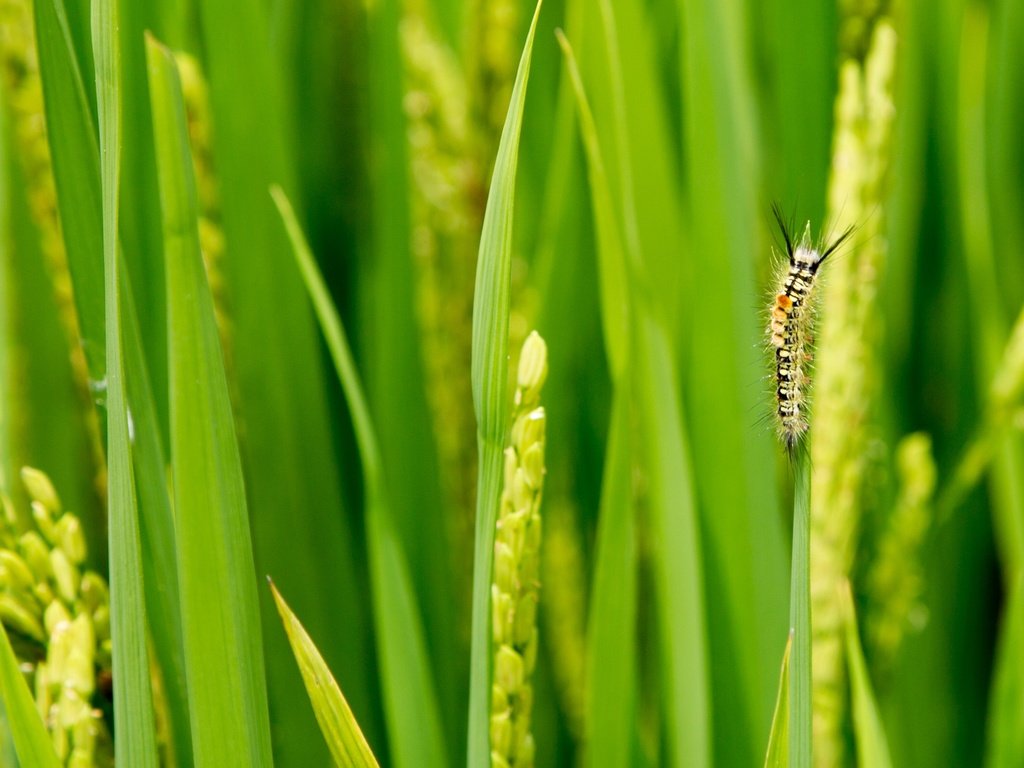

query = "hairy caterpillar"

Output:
[[769, 204, 853, 450]]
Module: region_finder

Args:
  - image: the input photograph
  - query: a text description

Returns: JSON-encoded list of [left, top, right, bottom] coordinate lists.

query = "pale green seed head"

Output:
[[19, 531, 53, 583], [20, 467, 61, 514], [31, 500, 57, 544], [492, 586, 513, 644], [0, 593, 45, 641], [495, 645, 524, 694], [494, 541, 516, 593], [50, 548, 80, 605], [0, 549, 36, 594], [55, 515, 87, 566], [515, 331, 548, 404], [44, 599, 72, 637], [79, 573, 108, 614]]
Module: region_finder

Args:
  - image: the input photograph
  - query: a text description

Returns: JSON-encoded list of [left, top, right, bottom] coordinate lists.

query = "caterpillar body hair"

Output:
[[768, 204, 853, 451]]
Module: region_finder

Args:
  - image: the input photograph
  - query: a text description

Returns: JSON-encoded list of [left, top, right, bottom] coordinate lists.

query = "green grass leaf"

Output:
[[557, 30, 637, 768], [0, 623, 60, 767], [270, 581, 382, 768], [985, 578, 1024, 768], [763, 633, 792, 768], [30, 1, 190, 755], [561, 21, 710, 768], [839, 581, 893, 768], [675, 0, 790, 756], [789, 453, 812, 768], [146, 34, 273, 767], [554, 28, 629, 380], [584, 390, 637, 768], [196, 0, 373, 758], [633, 309, 710, 768], [32, 0, 105, 380], [92, 0, 158, 763], [360, 0, 456, 751], [467, 2, 544, 764], [273, 186, 448, 768]]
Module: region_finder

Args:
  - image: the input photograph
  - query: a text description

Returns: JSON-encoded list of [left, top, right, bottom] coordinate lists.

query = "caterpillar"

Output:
[[769, 204, 853, 451]]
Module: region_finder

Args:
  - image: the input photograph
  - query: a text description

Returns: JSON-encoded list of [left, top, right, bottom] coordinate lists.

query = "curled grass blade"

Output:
[[147, 35, 273, 767], [273, 186, 447, 768], [467, 3, 543, 764], [270, 582, 382, 768]]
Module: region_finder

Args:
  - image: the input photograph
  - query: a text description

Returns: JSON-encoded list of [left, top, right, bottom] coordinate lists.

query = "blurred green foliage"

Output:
[[0, 0, 1022, 765]]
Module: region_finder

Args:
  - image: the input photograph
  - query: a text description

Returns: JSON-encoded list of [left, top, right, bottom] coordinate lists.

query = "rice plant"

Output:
[[0, 0, 1021, 766]]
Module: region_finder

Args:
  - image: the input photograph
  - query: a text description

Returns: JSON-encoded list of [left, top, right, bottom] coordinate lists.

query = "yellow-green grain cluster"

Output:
[[863, 433, 935, 679], [0, 0, 106, 504], [810, 14, 898, 767], [0, 467, 112, 767], [491, 330, 547, 768]]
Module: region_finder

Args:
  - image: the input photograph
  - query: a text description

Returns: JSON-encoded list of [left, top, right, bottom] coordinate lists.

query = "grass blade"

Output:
[[146, 35, 273, 767], [361, 0, 456, 750], [763, 634, 792, 768], [32, 0, 104, 379], [558, 31, 637, 768], [634, 309, 710, 768], [584, 390, 636, 768], [0, 623, 59, 767], [29, 0, 190, 755], [467, 3, 543, 764], [92, 0, 158, 763], [839, 581, 893, 768], [676, 0, 789, 756], [789, 453, 812, 767], [985, 578, 1024, 767], [560, 24, 710, 768], [270, 582, 382, 768], [273, 186, 448, 768], [554, 29, 629, 379], [197, 0, 374, 757]]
